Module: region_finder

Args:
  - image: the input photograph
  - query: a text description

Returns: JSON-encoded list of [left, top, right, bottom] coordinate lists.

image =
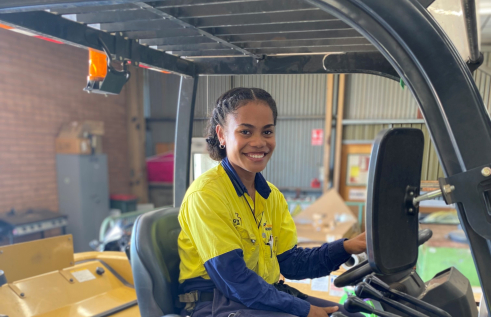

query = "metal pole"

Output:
[[462, 0, 480, 63], [413, 189, 442, 205], [173, 76, 199, 207], [328, 75, 339, 189]]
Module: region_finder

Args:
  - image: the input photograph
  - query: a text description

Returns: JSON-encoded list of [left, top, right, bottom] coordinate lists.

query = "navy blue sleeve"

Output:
[[277, 239, 352, 280], [204, 249, 311, 317]]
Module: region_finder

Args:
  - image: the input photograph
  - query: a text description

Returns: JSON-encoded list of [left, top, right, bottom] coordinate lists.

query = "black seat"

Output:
[[130, 207, 181, 317]]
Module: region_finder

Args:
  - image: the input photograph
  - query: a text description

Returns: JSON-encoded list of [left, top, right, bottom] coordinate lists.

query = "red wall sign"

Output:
[[311, 129, 323, 146]]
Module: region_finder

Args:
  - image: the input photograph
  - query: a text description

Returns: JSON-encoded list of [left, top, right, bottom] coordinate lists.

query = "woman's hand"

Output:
[[307, 305, 339, 316], [343, 232, 367, 254]]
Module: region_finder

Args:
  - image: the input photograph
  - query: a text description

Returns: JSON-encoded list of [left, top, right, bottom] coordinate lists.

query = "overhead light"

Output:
[[84, 39, 131, 95]]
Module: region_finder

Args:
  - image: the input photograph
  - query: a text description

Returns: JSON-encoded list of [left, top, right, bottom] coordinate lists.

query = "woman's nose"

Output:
[[250, 135, 267, 147]]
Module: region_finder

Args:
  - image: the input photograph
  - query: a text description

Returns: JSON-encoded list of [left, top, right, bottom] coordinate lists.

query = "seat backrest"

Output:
[[130, 207, 181, 317]]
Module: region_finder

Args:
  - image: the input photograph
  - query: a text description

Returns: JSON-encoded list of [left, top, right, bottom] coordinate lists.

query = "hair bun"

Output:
[[206, 137, 219, 146]]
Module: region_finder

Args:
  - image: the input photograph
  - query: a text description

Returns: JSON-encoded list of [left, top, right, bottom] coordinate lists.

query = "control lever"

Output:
[[355, 282, 430, 317], [364, 275, 451, 317], [344, 296, 402, 317]]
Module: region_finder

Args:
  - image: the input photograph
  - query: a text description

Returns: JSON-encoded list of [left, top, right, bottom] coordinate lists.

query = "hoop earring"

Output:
[[219, 144, 225, 150]]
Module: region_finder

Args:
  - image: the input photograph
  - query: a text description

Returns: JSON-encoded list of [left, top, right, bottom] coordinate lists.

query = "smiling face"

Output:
[[216, 101, 276, 176]]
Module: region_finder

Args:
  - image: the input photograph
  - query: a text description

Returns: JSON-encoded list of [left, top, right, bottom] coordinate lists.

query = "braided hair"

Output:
[[206, 87, 278, 161]]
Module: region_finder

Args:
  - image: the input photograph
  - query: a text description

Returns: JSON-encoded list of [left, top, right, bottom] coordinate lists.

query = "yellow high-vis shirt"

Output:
[[177, 163, 298, 285]]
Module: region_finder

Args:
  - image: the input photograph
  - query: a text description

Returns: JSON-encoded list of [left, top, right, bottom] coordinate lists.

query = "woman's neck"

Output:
[[229, 160, 255, 195]]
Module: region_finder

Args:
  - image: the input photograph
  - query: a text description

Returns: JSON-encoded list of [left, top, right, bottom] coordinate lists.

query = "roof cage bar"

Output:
[[133, 2, 261, 59]]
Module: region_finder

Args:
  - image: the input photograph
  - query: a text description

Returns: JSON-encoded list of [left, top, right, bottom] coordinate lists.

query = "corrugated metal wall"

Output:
[[189, 51, 491, 186], [192, 75, 327, 189], [345, 74, 417, 120], [232, 75, 327, 116]]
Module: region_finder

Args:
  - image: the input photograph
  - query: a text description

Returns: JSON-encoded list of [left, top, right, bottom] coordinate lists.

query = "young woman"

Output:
[[177, 88, 366, 317]]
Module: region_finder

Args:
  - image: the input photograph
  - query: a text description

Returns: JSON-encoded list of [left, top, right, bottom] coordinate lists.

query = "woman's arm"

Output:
[[277, 241, 351, 280], [205, 249, 311, 317]]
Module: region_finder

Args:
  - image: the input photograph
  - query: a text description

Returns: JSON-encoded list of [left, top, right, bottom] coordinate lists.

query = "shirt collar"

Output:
[[221, 157, 271, 199]]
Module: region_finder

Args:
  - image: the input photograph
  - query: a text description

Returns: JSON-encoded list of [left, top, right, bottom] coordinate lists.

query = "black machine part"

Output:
[[366, 128, 425, 275], [344, 296, 402, 317], [419, 267, 478, 317], [369, 267, 477, 317], [335, 229, 433, 288], [364, 275, 451, 317], [379, 269, 426, 299], [439, 163, 491, 240], [355, 282, 430, 317]]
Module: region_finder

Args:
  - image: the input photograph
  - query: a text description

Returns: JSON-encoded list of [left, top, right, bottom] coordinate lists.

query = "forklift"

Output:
[[0, 0, 489, 316]]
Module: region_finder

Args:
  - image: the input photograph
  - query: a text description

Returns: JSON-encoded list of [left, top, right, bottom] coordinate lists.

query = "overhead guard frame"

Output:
[[0, 0, 490, 312]]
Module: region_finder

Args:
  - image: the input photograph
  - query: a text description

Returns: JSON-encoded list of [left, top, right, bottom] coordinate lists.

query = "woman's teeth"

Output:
[[247, 153, 265, 158]]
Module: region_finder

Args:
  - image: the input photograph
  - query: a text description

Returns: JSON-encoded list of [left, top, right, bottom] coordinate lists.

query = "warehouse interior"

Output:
[[0, 1, 490, 317]]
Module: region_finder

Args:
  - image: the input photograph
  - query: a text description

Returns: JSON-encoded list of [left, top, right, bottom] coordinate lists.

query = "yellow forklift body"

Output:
[[0, 236, 139, 317]]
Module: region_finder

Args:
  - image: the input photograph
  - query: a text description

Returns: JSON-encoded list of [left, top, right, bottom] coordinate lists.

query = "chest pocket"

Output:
[[236, 226, 260, 272]]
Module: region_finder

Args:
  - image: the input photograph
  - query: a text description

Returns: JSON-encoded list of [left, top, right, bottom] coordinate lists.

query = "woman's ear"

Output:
[[216, 124, 225, 145]]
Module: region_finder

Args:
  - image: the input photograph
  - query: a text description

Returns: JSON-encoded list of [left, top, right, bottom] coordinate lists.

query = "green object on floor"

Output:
[[417, 245, 480, 286]]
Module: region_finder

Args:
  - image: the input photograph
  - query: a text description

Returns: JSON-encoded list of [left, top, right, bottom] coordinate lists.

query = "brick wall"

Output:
[[0, 28, 131, 214]]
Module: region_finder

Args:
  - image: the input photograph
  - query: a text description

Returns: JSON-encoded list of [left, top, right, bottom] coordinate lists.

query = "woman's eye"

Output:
[[240, 130, 251, 135], [264, 130, 274, 135]]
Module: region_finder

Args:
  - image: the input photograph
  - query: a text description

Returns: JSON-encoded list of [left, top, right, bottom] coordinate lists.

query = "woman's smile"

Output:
[[244, 152, 268, 161]]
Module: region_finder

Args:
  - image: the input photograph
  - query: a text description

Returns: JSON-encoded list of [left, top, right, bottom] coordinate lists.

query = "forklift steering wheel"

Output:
[[334, 229, 433, 288], [334, 259, 372, 288]]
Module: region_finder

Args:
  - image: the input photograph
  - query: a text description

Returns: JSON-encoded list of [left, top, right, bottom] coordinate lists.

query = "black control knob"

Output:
[[96, 267, 105, 275]]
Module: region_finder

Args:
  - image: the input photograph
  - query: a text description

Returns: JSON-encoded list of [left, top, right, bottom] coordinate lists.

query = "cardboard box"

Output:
[[156, 143, 175, 155], [56, 121, 104, 154], [294, 189, 360, 244], [55, 137, 91, 154]]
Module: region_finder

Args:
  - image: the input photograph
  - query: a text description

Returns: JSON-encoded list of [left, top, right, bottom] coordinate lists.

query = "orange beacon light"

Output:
[[88, 48, 108, 82]]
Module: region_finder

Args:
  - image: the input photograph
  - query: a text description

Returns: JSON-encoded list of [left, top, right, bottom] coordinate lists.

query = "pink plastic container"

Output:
[[146, 152, 174, 183]]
